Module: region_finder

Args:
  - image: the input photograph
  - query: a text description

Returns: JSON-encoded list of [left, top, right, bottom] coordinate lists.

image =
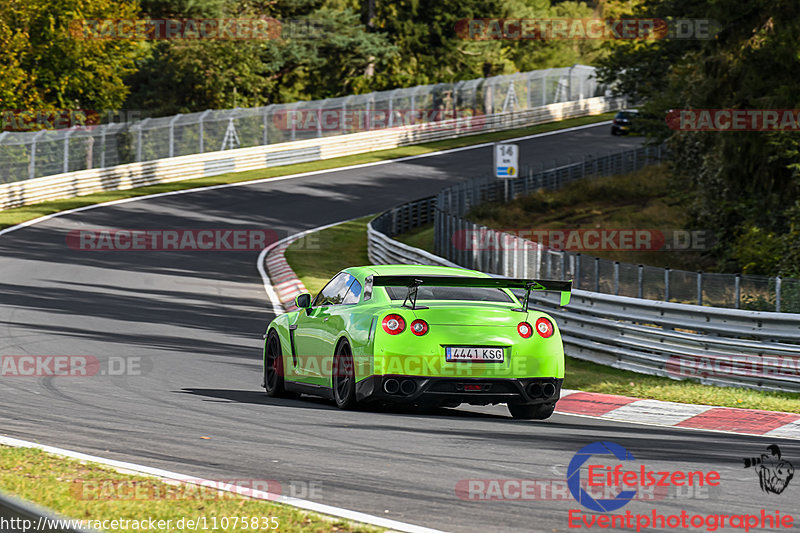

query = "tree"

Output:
[[124, 0, 397, 114], [0, 0, 145, 115], [598, 0, 800, 276]]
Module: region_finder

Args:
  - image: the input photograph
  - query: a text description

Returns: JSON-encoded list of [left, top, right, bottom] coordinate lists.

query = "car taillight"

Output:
[[517, 322, 533, 338], [535, 317, 554, 338], [410, 319, 428, 336], [382, 314, 406, 335]]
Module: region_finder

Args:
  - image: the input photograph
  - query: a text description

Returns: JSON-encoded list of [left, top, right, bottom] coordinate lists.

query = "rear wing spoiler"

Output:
[[371, 275, 572, 309]]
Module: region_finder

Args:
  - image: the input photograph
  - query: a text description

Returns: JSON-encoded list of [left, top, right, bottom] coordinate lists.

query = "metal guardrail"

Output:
[[428, 146, 800, 313], [0, 96, 623, 211], [367, 170, 800, 392], [0, 491, 94, 532]]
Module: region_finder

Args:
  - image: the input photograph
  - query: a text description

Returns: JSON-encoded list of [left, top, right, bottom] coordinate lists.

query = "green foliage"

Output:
[[598, 0, 800, 277], [124, 0, 397, 114], [0, 0, 146, 113]]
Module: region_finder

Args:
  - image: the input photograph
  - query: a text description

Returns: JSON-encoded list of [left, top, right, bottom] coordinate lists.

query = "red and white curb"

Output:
[[558, 390, 800, 439], [258, 227, 800, 441], [265, 240, 308, 312]]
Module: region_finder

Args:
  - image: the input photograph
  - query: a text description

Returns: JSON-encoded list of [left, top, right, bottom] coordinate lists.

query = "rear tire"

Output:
[[508, 402, 556, 420], [332, 341, 357, 410], [264, 331, 292, 398]]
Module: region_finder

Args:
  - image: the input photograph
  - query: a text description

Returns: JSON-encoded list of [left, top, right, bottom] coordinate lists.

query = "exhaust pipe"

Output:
[[543, 382, 557, 398], [527, 382, 543, 398], [383, 378, 400, 394], [400, 379, 416, 395]]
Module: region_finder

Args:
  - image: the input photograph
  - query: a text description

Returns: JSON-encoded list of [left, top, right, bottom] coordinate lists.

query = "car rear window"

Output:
[[385, 286, 513, 303]]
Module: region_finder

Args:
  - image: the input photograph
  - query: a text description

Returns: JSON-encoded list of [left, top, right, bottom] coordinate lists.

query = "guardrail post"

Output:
[[734, 274, 741, 309], [638, 264, 643, 299], [594, 257, 599, 292], [776, 276, 782, 312], [561, 252, 567, 281], [512, 236, 519, 277], [664, 268, 671, 302], [574, 254, 581, 289], [523, 240, 529, 278], [613, 261, 619, 295], [697, 271, 703, 306]]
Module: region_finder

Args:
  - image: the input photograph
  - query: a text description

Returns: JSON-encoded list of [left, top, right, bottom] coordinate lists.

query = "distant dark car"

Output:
[[611, 110, 639, 135]]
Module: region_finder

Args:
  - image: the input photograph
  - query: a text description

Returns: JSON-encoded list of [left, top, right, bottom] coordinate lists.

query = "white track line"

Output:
[[0, 435, 445, 533], [0, 121, 609, 238], [257, 216, 370, 315], [0, 121, 608, 533]]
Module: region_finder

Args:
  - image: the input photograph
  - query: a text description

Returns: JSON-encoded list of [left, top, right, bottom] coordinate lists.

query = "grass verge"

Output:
[[0, 113, 613, 231], [283, 217, 800, 414], [396, 165, 715, 272], [285, 217, 372, 296], [0, 445, 380, 533]]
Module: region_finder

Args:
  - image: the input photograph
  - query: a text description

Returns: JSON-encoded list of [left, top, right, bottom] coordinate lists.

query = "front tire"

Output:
[[332, 340, 357, 410], [508, 402, 556, 420], [264, 330, 290, 398]]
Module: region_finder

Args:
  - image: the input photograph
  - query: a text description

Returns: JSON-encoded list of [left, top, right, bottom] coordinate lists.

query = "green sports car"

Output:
[[262, 264, 571, 419]]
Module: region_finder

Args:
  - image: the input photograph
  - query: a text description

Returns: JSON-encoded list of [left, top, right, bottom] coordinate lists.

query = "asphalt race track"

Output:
[[2, 124, 798, 532]]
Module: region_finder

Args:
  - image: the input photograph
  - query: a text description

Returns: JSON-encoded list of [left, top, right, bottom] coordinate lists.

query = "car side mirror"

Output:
[[294, 293, 312, 309]]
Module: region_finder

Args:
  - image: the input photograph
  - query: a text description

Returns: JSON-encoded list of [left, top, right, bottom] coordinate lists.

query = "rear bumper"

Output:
[[355, 375, 563, 406]]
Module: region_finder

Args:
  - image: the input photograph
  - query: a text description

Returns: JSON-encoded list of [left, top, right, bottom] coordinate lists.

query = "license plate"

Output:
[[445, 346, 504, 363]]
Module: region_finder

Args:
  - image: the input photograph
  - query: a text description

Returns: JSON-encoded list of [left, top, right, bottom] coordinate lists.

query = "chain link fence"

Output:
[[1, 65, 603, 184], [423, 146, 800, 313]]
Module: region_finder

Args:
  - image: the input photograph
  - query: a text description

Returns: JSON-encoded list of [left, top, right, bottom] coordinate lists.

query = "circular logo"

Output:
[[567, 441, 637, 513]]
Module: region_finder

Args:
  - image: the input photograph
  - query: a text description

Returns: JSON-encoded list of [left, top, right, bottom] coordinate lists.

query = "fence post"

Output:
[[613, 261, 619, 295], [776, 276, 782, 312], [594, 257, 599, 292], [638, 264, 643, 299], [63, 129, 74, 173], [100, 126, 107, 168], [135, 118, 150, 162], [268, 106, 272, 146], [664, 268, 671, 302], [697, 271, 703, 306], [199, 110, 211, 152], [29, 130, 45, 179], [734, 274, 740, 309], [168, 114, 181, 158]]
